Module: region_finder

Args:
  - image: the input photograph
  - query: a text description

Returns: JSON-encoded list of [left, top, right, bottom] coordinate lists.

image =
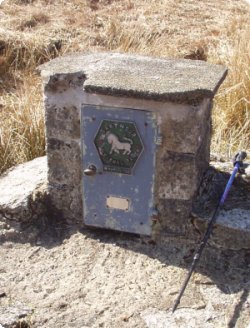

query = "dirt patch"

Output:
[[0, 226, 249, 327]]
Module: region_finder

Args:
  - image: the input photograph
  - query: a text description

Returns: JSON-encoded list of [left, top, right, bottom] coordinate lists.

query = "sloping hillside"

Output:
[[0, 0, 250, 173]]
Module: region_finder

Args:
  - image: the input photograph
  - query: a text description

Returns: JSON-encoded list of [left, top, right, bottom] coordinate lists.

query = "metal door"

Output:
[[81, 104, 157, 235]]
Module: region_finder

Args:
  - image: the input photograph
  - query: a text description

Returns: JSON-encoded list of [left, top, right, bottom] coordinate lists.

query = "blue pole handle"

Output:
[[219, 162, 240, 206]]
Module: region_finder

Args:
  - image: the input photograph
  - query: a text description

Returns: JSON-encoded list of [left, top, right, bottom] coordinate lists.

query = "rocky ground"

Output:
[[0, 158, 249, 328], [0, 225, 249, 328], [0, 0, 249, 325]]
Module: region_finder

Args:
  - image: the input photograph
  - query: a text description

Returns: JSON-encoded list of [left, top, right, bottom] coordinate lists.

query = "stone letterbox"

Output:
[[39, 53, 227, 237]]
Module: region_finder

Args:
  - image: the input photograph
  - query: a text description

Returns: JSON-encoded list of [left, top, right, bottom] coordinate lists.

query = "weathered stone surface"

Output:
[[47, 138, 81, 183], [0, 229, 249, 328], [141, 307, 220, 328], [42, 71, 84, 223], [0, 156, 48, 242], [46, 137, 82, 223], [192, 162, 250, 250], [0, 302, 32, 328], [157, 199, 192, 235], [45, 104, 80, 140], [38, 52, 227, 104], [38, 53, 225, 233], [0, 156, 47, 224], [47, 182, 82, 225], [157, 98, 212, 154], [157, 147, 209, 201], [43, 75, 84, 142], [193, 210, 250, 250], [0, 156, 47, 222]]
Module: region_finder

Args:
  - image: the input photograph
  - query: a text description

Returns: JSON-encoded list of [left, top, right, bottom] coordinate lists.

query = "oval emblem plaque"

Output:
[[94, 120, 144, 174]]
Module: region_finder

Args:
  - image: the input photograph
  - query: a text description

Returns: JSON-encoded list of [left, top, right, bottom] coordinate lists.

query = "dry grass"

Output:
[[211, 27, 250, 157], [0, 75, 45, 174], [0, 0, 250, 173]]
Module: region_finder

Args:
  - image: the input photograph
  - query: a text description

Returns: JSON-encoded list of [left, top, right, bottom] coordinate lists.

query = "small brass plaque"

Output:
[[106, 196, 130, 211]]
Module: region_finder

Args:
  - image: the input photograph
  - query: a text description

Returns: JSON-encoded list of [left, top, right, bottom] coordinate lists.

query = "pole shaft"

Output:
[[219, 163, 239, 205], [172, 162, 241, 313]]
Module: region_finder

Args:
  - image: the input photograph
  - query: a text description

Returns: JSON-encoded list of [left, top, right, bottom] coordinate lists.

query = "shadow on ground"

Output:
[[1, 216, 249, 328], [1, 163, 249, 327]]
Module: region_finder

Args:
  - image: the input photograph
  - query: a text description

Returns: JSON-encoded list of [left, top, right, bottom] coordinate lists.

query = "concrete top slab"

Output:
[[38, 52, 227, 103]]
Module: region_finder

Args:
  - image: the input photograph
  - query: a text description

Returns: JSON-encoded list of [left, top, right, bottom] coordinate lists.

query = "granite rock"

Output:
[[38, 52, 227, 104], [0, 157, 47, 223], [0, 302, 32, 328], [192, 162, 250, 250], [0, 157, 48, 242]]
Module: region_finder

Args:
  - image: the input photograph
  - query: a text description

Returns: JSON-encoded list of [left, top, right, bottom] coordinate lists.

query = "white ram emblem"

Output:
[[107, 133, 133, 155]]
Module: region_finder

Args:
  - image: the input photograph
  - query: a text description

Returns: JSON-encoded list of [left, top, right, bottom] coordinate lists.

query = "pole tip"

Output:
[[172, 302, 178, 313]]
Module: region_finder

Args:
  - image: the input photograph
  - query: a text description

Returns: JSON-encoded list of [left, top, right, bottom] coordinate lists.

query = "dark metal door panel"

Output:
[[81, 105, 156, 235]]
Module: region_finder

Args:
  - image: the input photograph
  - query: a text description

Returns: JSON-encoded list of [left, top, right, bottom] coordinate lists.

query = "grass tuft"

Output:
[[18, 13, 50, 31], [211, 27, 250, 157], [0, 75, 45, 174]]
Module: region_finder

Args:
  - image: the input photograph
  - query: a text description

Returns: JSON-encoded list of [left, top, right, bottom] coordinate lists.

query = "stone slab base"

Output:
[[191, 162, 250, 250], [0, 157, 48, 243]]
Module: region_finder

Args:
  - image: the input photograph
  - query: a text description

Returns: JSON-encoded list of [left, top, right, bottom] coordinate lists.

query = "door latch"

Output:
[[84, 165, 97, 176]]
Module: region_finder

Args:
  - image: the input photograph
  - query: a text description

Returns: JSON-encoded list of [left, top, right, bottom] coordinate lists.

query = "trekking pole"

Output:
[[172, 151, 247, 313]]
